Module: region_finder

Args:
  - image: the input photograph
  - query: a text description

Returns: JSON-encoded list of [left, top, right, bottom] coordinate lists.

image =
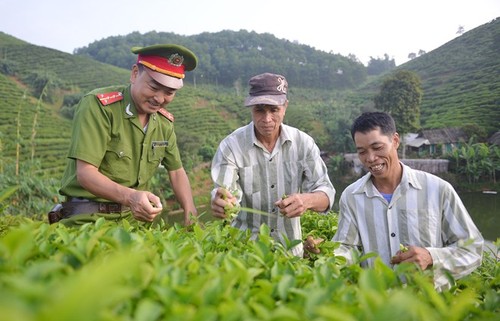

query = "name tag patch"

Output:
[[152, 141, 168, 149]]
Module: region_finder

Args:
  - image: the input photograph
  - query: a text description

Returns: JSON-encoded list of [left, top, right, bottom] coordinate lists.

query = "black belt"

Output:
[[62, 199, 130, 216]]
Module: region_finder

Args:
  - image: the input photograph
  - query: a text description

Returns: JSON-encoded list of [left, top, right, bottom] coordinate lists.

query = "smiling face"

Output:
[[129, 65, 177, 115], [354, 127, 401, 181]]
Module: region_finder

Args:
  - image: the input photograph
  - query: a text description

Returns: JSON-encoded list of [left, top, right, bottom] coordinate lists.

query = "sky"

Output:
[[1, 0, 499, 66]]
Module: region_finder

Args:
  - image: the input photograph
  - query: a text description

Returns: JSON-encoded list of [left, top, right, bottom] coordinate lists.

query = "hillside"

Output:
[[0, 71, 72, 175], [74, 29, 368, 90], [397, 17, 500, 135], [356, 18, 500, 136], [75, 21, 500, 136], [1, 18, 499, 182], [0, 33, 131, 176]]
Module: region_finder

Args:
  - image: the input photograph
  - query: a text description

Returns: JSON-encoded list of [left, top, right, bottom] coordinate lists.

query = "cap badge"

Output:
[[276, 77, 287, 94], [168, 53, 184, 67]]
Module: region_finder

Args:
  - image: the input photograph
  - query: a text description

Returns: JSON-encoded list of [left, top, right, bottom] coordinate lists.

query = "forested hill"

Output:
[[73, 29, 368, 90]]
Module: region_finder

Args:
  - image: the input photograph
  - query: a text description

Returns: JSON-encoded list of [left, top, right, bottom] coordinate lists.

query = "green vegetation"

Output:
[[0, 21, 499, 320], [448, 138, 500, 185], [0, 214, 498, 321]]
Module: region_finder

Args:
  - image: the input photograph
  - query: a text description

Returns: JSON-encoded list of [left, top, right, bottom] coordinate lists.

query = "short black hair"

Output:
[[351, 112, 396, 139]]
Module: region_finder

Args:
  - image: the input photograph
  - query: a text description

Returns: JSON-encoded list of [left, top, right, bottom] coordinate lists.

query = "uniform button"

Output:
[[271, 184, 275, 188], [271, 229, 275, 232], [119, 151, 124, 157], [272, 208, 276, 212], [391, 233, 396, 237]]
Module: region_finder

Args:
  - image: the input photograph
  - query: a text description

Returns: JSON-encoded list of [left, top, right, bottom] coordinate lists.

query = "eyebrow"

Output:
[[356, 141, 384, 149]]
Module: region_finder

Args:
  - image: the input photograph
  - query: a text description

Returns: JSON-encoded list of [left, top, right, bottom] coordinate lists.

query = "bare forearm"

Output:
[[169, 168, 198, 217], [304, 191, 330, 212]]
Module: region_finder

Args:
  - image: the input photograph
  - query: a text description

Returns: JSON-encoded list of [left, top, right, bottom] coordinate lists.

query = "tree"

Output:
[[374, 70, 423, 157], [367, 54, 396, 75]]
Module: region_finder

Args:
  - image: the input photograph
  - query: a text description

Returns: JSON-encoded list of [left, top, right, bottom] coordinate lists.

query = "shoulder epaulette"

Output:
[[158, 108, 175, 122], [96, 91, 123, 106]]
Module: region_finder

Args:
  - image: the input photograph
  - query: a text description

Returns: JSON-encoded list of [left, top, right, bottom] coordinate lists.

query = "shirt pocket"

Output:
[[282, 160, 304, 192], [148, 141, 168, 165], [100, 140, 133, 184], [399, 209, 441, 246]]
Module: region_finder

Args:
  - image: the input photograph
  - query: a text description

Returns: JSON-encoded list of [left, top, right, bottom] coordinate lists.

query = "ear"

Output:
[[393, 132, 401, 147], [130, 65, 139, 83], [283, 100, 289, 111]]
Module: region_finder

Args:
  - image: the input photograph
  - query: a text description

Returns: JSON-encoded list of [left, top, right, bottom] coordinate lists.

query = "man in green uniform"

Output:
[[52, 44, 198, 226]]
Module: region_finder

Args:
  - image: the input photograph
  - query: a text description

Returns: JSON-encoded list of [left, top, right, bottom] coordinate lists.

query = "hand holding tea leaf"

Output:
[[303, 235, 324, 255], [391, 245, 433, 270], [274, 193, 306, 218], [221, 186, 240, 220], [211, 187, 239, 219]]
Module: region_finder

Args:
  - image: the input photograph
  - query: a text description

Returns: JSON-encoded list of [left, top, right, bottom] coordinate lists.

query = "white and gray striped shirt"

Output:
[[333, 163, 484, 290], [211, 122, 335, 256]]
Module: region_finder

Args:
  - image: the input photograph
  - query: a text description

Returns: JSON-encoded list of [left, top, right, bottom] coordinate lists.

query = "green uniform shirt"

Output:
[[59, 85, 182, 202]]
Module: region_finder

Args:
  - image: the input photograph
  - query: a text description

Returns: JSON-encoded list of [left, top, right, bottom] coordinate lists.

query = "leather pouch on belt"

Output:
[[48, 204, 64, 224]]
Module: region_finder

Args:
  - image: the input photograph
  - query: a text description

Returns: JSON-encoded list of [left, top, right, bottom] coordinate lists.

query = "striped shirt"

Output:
[[333, 163, 484, 290], [211, 122, 335, 257]]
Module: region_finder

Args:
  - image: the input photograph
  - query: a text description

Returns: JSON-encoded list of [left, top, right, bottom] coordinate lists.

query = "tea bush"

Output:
[[0, 214, 498, 321]]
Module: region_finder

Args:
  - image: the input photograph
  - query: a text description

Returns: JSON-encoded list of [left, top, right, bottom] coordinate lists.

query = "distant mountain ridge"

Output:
[[74, 29, 367, 90]]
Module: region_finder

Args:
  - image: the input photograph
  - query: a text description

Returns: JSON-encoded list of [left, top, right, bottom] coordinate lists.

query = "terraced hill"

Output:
[[0, 72, 72, 175], [361, 17, 500, 135]]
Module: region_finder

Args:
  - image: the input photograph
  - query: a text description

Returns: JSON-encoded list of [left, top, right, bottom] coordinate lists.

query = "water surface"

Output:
[[459, 191, 499, 241]]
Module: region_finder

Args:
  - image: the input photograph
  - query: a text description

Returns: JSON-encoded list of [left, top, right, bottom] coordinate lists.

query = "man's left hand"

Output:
[[390, 246, 433, 270]]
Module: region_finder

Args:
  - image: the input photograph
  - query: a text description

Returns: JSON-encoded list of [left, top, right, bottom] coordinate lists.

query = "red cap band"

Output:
[[137, 54, 185, 79]]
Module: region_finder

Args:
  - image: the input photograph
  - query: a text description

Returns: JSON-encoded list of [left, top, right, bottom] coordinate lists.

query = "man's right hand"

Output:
[[128, 191, 163, 222], [76, 160, 163, 222], [211, 187, 238, 219]]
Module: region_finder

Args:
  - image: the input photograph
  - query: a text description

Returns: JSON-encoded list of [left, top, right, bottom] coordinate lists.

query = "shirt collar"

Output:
[[123, 86, 137, 119], [246, 122, 292, 149], [353, 162, 422, 196]]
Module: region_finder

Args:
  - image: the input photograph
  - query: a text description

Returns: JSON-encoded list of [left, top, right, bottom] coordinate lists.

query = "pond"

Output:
[[459, 191, 499, 242]]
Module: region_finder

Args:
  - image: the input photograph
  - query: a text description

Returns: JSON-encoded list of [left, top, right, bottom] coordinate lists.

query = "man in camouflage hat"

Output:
[[54, 44, 198, 226], [210, 72, 336, 257]]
